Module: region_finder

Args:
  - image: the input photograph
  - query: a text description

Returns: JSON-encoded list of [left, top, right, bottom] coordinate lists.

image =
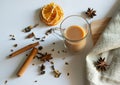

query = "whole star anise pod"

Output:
[[85, 8, 96, 18], [40, 53, 53, 62], [94, 57, 109, 71]]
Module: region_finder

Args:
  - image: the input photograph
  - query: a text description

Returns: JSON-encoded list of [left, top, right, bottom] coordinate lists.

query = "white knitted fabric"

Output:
[[86, 8, 120, 85]]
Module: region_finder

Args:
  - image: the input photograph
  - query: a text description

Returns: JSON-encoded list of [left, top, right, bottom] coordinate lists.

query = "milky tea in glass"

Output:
[[60, 15, 90, 52]]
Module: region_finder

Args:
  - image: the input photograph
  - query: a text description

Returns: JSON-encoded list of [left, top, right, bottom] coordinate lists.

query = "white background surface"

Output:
[[0, 0, 120, 85]]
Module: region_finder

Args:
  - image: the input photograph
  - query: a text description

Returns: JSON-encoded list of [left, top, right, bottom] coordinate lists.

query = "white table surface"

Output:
[[0, 0, 120, 85]]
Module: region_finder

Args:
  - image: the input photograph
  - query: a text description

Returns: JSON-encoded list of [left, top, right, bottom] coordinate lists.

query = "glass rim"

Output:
[[60, 15, 90, 42]]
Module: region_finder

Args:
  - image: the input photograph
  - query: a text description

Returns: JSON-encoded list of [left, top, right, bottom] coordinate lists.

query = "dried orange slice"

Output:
[[41, 3, 56, 22], [48, 5, 64, 26], [40, 2, 64, 26]]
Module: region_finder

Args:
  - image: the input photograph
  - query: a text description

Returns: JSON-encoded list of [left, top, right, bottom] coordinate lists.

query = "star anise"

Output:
[[40, 53, 53, 62], [85, 8, 96, 18], [94, 57, 109, 71]]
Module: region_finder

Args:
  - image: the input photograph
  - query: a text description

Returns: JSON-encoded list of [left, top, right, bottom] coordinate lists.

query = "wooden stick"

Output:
[[17, 48, 38, 77], [9, 42, 39, 58]]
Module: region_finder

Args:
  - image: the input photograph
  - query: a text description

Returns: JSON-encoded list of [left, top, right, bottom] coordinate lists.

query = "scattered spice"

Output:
[[9, 34, 14, 37], [10, 38, 15, 40], [26, 32, 35, 38], [65, 62, 69, 65], [62, 50, 67, 53], [42, 36, 46, 39], [52, 42, 55, 45], [45, 29, 53, 35], [4, 80, 8, 84], [24, 26, 32, 32], [57, 51, 60, 54], [50, 61, 54, 64], [37, 52, 45, 57], [40, 53, 53, 62], [85, 8, 96, 18], [13, 44, 18, 47], [23, 24, 39, 33], [51, 65, 55, 70], [51, 49, 54, 51], [94, 57, 109, 71], [53, 70, 61, 78], [34, 80, 37, 82], [40, 64, 45, 71], [36, 56, 41, 59], [40, 39, 45, 42], [40, 64, 45, 75], [32, 63, 35, 66], [26, 54, 29, 56], [10, 49, 14, 52], [40, 71, 45, 75], [38, 46, 43, 51], [51, 64, 61, 78], [9, 34, 16, 40], [34, 38, 40, 40], [67, 73, 70, 76]]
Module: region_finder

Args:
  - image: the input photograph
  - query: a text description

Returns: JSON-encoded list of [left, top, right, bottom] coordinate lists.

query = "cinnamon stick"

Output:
[[9, 42, 39, 58], [17, 48, 38, 77]]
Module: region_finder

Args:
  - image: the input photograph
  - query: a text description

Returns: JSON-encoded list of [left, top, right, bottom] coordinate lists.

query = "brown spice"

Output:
[[9, 34, 14, 37], [23, 24, 39, 33], [4, 80, 8, 84], [52, 42, 55, 45], [34, 80, 37, 82], [32, 63, 35, 65], [34, 38, 40, 40], [13, 44, 18, 47], [57, 51, 60, 54], [9, 42, 39, 58], [9, 34, 16, 40], [40, 39, 44, 42], [45, 29, 53, 35], [24, 26, 32, 32], [85, 8, 96, 18], [37, 52, 45, 57], [42, 36, 46, 39], [17, 48, 38, 77], [51, 49, 54, 51], [40, 71, 45, 75], [50, 61, 54, 64], [94, 57, 109, 71], [67, 73, 70, 76], [51, 65, 55, 70], [10, 38, 15, 40], [65, 62, 69, 65], [26, 32, 35, 38], [40, 53, 53, 62], [62, 50, 67, 53], [38, 46, 43, 51], [26, 54, 29, 56], [40, 64, 45, 71], [10, 49, 14, 52]]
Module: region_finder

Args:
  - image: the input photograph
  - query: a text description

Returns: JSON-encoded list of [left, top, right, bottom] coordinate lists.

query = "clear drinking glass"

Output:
[[53, 15, 91, 52]]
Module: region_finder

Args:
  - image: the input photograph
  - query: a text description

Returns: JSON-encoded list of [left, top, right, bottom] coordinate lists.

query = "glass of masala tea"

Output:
[[53, 15, 91, 52]]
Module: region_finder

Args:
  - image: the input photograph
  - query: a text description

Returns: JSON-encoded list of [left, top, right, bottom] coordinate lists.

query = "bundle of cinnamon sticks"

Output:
[[9, 42, 39, 77]]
